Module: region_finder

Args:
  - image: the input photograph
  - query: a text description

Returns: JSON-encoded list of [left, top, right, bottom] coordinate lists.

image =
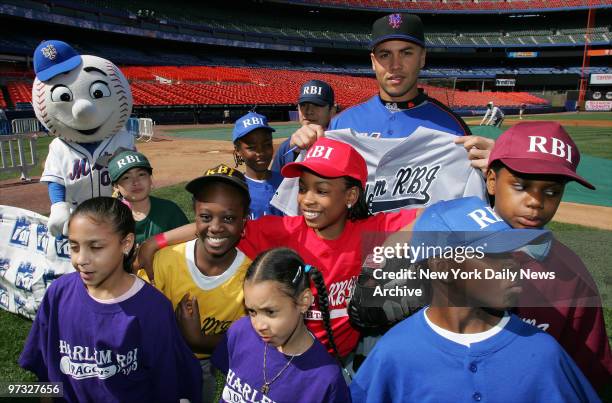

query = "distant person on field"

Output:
[[480, 101, 505, 127], [519, 103, 526, 120]]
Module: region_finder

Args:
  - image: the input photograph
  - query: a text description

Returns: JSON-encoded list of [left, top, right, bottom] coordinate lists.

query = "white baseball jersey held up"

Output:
[[271, 128, 487, 216]]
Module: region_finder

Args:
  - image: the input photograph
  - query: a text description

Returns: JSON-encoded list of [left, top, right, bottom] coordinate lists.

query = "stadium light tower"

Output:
[[577, 3, 595, 112]]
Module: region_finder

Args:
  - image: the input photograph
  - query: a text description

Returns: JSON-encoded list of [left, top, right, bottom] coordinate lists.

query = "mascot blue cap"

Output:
[[34, 40, 82, 82]]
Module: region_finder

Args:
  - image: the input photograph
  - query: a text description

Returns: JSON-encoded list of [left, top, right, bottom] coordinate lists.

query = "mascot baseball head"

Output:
[[34, 40, 136, 237], [32, 40, 132, 143]]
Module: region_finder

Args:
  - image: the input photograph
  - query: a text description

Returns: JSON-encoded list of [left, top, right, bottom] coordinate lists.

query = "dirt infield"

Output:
[[2, 133, 610, 230]]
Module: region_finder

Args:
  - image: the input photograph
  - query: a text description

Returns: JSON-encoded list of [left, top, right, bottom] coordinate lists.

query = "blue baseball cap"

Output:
[[34, 40, 82, 82], [298, 80, 334, 106], [232, 112, 275, 143], [411, 197, 550, 262]]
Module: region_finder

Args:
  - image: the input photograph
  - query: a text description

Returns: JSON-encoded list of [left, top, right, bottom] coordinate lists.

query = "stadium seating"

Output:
[[3, 66, 546, 109], [6, 82, 32, 104], [281, 0, 612, 12], [19, 1, 610, 53]]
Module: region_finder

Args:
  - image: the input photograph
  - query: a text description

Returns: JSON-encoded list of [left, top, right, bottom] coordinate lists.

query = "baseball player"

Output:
[[271, 79, 336, 175], [32, 40, 134, 237], [288, 13, 494, 174], [519, 103, 526, 119], [480, 101, 505, 127]]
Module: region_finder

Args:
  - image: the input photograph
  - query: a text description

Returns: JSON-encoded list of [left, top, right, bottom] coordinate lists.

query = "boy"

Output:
[[232, 111, 283, 219], [151, 164, 252, 402], [486, 121, 612, 391], [109, 150, 188, 245], [351, 197, 599, 402]]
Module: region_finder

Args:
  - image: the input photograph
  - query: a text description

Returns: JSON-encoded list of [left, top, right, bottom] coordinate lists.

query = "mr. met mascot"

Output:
[[32, 40, 134, 236]]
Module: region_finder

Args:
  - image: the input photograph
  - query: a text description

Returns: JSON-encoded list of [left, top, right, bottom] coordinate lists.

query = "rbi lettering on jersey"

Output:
[[366, 164, 440, 213]]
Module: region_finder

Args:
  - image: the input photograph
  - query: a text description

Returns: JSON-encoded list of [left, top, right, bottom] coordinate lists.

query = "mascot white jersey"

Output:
[[32, 40, 134, 236]]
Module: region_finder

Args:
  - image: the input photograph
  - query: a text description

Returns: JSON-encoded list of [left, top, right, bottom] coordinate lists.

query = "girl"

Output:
[[154, 164, 253, 403], [140, 137, 420, 366], [108, 150, 188, 245], [19, 197, 202, 403], [205, 248, 350, 402], [232, 111, 283, 219]]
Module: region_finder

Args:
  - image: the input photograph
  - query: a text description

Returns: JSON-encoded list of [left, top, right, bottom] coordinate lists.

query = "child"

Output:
[[208, 247, 350, 402], [109, 149, 188, 245], [350, 196, 599, 402], [139, 137, 420, 369], [233, 111, 283, 219], [486, 121, 612, 391], [151, 164, 252, 402], [19, 197, 201, 403]]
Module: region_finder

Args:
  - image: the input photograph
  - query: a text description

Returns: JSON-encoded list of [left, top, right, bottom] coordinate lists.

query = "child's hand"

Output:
[[454, 135, 495, 174], [176, 293, 203, 346], [137, 237, 158, 281]]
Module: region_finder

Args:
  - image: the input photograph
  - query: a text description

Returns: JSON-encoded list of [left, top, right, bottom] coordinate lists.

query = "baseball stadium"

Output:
[[0, 0, 610, 401]]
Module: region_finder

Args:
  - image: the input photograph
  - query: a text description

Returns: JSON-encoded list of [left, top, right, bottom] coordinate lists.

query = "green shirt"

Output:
[[135, 196, 189, 245]]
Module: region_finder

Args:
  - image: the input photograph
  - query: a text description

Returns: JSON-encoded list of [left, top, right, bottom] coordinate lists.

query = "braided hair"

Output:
[[245, 247, 341, 360]]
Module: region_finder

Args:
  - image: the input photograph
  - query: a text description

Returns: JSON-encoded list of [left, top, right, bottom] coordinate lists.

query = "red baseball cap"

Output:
[[488, 122, 594, 189], [281, 137, 368, 188]]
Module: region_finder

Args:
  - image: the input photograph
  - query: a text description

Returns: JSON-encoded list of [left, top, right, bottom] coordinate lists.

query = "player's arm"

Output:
[[485, 109, 496, 126], [137, 223, 197, 281], [479, 109, 489, 125], [454, 136, 495, 173], [176, 293, 224, 354]]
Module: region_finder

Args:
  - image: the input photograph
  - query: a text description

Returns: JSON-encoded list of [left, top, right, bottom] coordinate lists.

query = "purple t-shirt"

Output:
[[212, 316, 350, 403], [19, 272, 202, 403]]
